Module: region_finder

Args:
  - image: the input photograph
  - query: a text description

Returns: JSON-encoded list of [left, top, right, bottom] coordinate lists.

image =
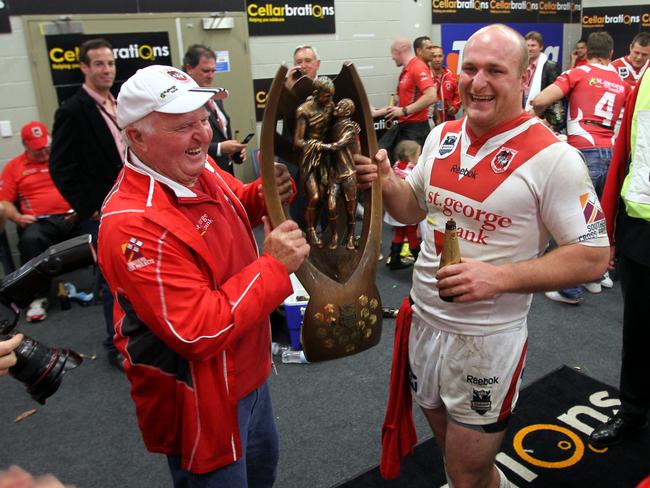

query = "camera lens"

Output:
[[10, 335, 82, 404]]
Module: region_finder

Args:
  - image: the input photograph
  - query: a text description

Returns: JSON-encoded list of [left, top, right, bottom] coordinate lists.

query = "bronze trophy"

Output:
[[260, 64, 383, 362]]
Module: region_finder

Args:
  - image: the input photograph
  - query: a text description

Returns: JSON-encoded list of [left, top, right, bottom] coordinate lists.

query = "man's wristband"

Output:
[[402, 106, 408, 116]]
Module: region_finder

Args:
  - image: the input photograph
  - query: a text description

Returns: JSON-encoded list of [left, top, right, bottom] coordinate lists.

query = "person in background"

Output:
[[533, 30, 628, 303], [0, 122, 83, 321], [384, 140, 421, 270], [49, 38, 123, 370], [589, 70, 650, 448], [429, 45, 461, 125], [355, 24, 609, 487], [523, 31, 563, 132], [378, 37, 436, 162], [285, 44, 321, 90], [610, 32, 650, 88], [98, 64, 309, 487], [570, 39, 588, 68], [183, 44, 246, 175]]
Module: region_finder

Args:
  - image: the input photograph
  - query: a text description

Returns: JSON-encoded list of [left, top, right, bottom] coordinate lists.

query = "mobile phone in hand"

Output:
[[293, 68, 303, 80], [241, 132, 255, 145]]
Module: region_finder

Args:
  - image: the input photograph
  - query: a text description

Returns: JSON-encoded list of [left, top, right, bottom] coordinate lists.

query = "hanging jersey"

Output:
[[406, 114, 609, 335], [553, 63, 628, 149], [611, 56, 648, 87]]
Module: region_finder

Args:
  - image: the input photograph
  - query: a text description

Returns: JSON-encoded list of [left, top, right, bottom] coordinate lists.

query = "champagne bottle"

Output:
[[388, 93, 395, 107], [439, 218, 461, 303]]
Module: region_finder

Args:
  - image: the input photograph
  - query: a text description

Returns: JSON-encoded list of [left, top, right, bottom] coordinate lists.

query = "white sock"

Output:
[[497, 466, 511, 488]]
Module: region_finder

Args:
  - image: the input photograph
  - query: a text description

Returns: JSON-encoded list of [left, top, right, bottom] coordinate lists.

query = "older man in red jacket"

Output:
[[98, 65, 309, 487]]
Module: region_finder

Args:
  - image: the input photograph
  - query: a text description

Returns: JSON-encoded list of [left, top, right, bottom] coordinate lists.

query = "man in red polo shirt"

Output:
[[379, 37, 436, 162], [0, 121, 81, 321]]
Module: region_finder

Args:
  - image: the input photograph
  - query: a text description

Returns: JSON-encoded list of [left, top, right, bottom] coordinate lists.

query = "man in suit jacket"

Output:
[[523, 31, 564, 132], [183, 44, 246, 175], [50, 38, 123, 370]]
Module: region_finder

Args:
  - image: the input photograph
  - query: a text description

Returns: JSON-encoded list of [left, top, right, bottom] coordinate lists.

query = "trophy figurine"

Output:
[[260, 63, 383, 362]]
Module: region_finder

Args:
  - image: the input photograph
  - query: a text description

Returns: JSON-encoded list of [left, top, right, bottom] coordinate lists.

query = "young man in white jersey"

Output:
[[610, 32, 650, 88], [532, 31, 629, 302], [355, 24, 609, 488]]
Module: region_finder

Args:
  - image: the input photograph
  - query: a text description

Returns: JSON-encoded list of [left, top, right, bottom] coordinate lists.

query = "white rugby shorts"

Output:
[[408, 314, 528, 432]]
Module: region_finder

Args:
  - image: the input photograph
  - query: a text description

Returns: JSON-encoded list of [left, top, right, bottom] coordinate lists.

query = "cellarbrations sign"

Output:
[[432, 0, 581, 23], [45, 32, 172, 104], [582, 5, 650, 59], [247, 0, 335, 36]]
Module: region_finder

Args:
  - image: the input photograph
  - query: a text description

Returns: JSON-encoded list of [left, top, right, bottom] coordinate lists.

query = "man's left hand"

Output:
[[436, 258, 504, 302], [385, 106, 402, 121]]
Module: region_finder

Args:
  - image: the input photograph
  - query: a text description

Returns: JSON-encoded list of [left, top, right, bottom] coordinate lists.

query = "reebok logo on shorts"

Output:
[[466, 375, 499, 385]]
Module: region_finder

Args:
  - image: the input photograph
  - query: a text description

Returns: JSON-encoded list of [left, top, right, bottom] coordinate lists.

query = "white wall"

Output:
[[0, 17, 40, 166], [250, 0, 433, 114]]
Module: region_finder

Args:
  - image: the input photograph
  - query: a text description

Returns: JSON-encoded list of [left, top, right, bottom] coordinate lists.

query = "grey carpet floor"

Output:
[[0, 222, 624, 488]]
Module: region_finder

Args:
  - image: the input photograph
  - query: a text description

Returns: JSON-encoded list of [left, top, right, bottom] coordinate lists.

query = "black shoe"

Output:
[[107, 352, 125, 372], [589, 413, 647, 447]]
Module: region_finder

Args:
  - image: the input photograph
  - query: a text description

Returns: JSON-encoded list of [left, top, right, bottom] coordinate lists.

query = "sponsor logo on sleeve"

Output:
[[122, 237, 155, 272], [578, 191, 607, 242], [438, 132, 459, 158]]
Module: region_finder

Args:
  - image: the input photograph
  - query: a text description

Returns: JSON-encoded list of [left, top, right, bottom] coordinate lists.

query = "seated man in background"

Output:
[[0, 121, 82, 322]]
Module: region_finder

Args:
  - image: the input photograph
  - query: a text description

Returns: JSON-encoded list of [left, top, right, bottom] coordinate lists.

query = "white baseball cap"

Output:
[[116, 65, 228, 128]]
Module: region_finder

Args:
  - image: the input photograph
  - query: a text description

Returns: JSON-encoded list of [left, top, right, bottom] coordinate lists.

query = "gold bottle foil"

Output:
[[439, 218, 461, 302]]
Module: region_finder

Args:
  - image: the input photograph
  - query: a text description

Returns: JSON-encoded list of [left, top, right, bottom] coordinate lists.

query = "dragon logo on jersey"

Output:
[[491, 147, 517, 174], [121, 237, 155, 272], [438, 133, 459, 158], [471, 389, 492, 415], [618, 67, 629, 79], [578, 191, 607, 242]]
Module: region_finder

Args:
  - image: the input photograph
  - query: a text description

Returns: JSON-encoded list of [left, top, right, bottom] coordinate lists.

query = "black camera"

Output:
[[0, 234, 96, 404], [292, 68, 303, 80]]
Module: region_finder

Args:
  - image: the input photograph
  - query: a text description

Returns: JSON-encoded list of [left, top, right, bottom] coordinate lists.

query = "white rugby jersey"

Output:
[[406, 113, 609, 335]]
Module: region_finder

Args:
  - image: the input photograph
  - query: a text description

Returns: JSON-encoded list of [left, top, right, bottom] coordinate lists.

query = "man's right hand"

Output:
[[15, 214, 37, 228], [285, 66, 303, 90], [220, 140, 247, 156], [353, 149, 392, 191], [262, 217, 310, 273]]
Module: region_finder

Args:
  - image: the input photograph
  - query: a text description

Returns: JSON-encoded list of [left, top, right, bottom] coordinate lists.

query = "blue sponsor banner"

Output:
[[441, 23, 563, 75]]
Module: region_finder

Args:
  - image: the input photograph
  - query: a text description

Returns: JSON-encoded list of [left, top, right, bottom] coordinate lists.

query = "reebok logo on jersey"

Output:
[[122, 237, 155, 272], [466, 375, 499, 385], [578, 191, 607, 242], [438, 133, 459, 158], [491, 148, 517, 174], [450, 165, 477, 179]]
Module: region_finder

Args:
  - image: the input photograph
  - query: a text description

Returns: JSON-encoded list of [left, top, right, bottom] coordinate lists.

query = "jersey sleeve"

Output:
[[553, 68, 580, 97], [538, 144, 609, 248], [406, 124, 444, 211]]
